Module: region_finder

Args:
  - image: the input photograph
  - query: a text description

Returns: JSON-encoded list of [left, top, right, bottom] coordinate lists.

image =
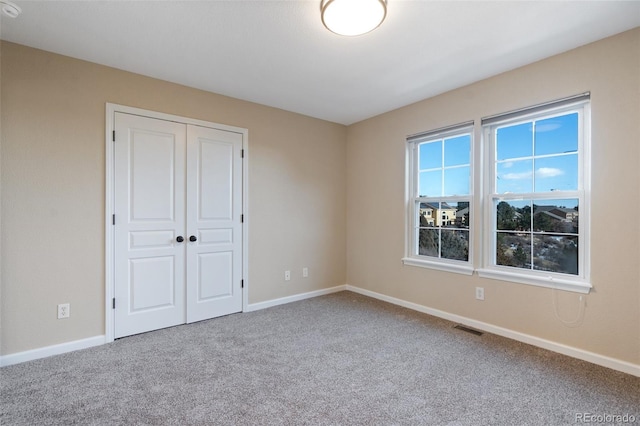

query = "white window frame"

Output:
[[403, 122, 474, 275], [477, 94, 591, 294]]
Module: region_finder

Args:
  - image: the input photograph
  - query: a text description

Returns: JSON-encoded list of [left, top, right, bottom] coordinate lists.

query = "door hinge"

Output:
[[112, 298, 116, 309], [241, 279, 244, 289], [241, 149, 244, 158], [112, 130, 115, 142], [241, 214, 244, 223], [112, 214, 115, 225]]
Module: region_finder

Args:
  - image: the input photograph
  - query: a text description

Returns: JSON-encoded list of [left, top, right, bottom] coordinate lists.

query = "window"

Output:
[[403, 93, 591, 293], [479, 94, 590, 293], [403, 122, 474, 275]]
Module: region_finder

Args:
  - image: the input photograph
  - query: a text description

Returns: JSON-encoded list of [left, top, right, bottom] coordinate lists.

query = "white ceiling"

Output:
[[1, 1, 639, 125]]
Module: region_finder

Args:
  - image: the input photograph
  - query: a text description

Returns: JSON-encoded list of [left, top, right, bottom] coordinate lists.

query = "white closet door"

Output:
[[186, 125, 243, 323], [114, 113, 187, 338]]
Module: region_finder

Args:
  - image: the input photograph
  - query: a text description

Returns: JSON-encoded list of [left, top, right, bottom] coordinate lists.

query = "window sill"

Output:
[[402, 257, 474, 276], [476, 268, 591, 294]]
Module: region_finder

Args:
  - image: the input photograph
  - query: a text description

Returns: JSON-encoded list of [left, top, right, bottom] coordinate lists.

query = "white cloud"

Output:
[[500, 167, 564, 180], [502, 171, 532, 180], [535, 167, 564, 178], [535, 122, 561, 133]]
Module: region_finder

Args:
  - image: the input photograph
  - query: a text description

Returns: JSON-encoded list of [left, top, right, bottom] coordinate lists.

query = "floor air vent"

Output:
[[454, 325, 483, 336]]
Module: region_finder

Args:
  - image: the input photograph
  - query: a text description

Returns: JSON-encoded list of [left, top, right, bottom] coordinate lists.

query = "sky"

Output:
[[496, 113, 578, 194], [418, 112, 579, 205]]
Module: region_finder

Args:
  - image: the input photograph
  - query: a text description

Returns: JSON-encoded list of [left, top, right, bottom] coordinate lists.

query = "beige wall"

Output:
[[0, 42, 347, 355], [347, 28, 640, 365]]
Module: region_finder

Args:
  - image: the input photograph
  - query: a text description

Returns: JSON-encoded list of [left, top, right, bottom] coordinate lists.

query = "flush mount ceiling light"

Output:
[[0, 0, 21, 18], [321, 0, 387, 37]]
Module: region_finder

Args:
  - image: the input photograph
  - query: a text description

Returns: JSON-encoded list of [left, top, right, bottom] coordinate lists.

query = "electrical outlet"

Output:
[[285, 270, 291, 281], [302, 267, 309, 278], [475, 287, 485, 301], [57, 303, 70, 319]]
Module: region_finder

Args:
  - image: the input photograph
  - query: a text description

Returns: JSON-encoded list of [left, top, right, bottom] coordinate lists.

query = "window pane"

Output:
[[534, 113, 578, 156], [496, 200, 531, 231], [419, 170, 442, 197], [419, 140, 442, 170], [496, 159, 533, 194], [533, 235, 578, 275], [443, 166, 470, 196], [533, 200, 579, 234], [534, 154, 578, 192], [496, 122, 532, 160], [453, 201, 470, 229], [441, 230, 469, 261], [444, 135, 470, 167], [496, 232, 531, 269], [418, 227, 439, 257]]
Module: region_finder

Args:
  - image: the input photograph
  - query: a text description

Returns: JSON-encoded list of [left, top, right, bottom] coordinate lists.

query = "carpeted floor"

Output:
[[1, 291, 639, 425]]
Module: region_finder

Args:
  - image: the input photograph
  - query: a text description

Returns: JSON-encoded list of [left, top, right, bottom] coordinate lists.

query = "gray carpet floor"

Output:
[[1, 291, 639, 425]]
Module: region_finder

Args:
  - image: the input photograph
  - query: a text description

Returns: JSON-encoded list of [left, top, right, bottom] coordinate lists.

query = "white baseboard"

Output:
[[346, 284, 640, 378], [245, 285, 347, 312], [0, 335, 106, 367]]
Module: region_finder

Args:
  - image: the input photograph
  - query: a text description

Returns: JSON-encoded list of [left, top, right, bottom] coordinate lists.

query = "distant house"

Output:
[[549, 208, 579, 221], [537, 211, 567, 222], [533, 206, 578, 223], [419, 203, 435, 225], [420, 203, 457, 226], [456, 207, 470, 226]]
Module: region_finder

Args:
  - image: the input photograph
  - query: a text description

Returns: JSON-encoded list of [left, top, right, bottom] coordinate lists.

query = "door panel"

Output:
[[186, 125, 243, 323], [130, 131, 178, 221], [129, 256, 176, 311], [114, 113, 186, 338], [199, 140, 234, 220], [129, 231, 175, 250], [198, 229, 233, 246], [197, 252, 233, 300]]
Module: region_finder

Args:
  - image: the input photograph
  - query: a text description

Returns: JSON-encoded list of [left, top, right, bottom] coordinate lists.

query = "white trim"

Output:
[[242, 135, 249, 314], [401, 257, 474, 275], [345, 285, 639, 378], [0, 335, 106, 367], [477, 268, 591, 294], [407, 120, 475, 143], [105, 103, 248, 343], [481, 92, 590, 126], [244, 285, 347, 312], [105, 106, 115, 342]]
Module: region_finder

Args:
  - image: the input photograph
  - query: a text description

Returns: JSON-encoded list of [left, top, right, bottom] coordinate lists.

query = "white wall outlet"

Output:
[[57, 303, 70, 319], [475, 287, 485, 301], [302, 267, 309, 278], [285, 270, 291, 281]]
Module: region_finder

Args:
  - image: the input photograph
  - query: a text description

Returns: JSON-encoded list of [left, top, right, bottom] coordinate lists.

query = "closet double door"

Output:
[[114, 112, 243, 338]]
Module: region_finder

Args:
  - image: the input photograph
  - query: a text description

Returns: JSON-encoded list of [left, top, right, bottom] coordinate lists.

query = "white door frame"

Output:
[[105, 103, 249, 343]]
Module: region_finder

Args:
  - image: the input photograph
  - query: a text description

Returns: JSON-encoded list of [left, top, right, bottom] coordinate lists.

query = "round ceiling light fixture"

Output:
[[321, 0, 387, 37], [0, 0, 21, 18]]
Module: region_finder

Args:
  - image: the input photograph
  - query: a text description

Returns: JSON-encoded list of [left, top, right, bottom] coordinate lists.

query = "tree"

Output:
[[513, 245, 528, 267], [418, 215, 438, 257], [497, 201, 517, 230], [441, 231, 468, 261], [517, 205, 531, 231]]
